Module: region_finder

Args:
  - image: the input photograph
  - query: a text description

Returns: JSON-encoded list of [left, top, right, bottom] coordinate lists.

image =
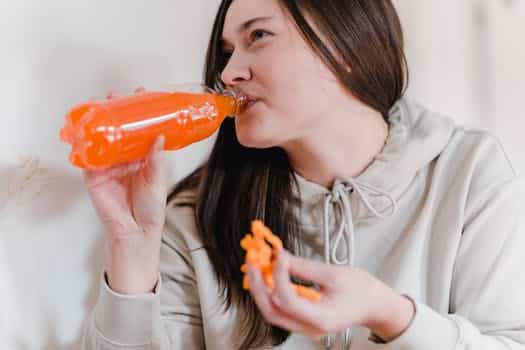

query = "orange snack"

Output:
[[60, 88, 245, 169], [240, 220, 322, 303]]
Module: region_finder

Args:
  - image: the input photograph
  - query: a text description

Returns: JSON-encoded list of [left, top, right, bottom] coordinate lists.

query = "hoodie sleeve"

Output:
[[367, 175, 525, 349], [82, 203, 205, 350]]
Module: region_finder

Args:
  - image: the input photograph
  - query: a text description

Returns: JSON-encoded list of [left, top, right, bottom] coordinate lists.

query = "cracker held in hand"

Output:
[[240, 220, 322, 302]]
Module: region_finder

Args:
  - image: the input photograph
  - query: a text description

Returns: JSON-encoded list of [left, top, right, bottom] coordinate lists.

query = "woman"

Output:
[[82, 0, 525, 349]]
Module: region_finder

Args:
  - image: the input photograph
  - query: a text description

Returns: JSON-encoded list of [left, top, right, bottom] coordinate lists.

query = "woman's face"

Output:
[[221, 0, 351, 148]]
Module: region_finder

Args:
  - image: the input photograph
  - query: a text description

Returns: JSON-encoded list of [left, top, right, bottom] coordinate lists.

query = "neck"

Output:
[[282, 104, 389, 189]]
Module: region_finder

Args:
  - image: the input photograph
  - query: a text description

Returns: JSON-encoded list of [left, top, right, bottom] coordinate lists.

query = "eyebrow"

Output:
[[221, 16, 273, 46]]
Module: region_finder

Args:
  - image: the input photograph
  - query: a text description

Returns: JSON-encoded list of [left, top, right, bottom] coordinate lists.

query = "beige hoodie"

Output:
[[82, 97, 525, 349]]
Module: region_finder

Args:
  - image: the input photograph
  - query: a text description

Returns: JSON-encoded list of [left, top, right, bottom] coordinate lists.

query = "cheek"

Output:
[[267, 73, 327, 135], [234, 49, 328, 147], [260, 48, 329, 117]]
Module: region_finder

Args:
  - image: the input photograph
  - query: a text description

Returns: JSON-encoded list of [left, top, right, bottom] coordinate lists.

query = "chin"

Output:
[[235, 126, 278, 149]]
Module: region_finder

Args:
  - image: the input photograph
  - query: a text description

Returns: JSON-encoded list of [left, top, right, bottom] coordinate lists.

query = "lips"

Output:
[[246, 97, 258, 108], [243, 99, 260, 114], [236, 91, 260, 113]]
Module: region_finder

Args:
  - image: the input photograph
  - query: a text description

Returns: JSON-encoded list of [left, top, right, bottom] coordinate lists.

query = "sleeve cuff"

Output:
[[368, 295, 459, 349], [93, 272, 162, 346]]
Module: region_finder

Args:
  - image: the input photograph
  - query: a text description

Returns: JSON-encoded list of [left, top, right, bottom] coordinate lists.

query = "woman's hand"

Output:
[[83, 88, 168, 295], [246, 249, 415, 342]]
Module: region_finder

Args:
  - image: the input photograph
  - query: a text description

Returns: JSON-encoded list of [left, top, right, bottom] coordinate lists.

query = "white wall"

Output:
[[0, 1, 221, 348], [397, 0, 525, 170], [484, 0, 525, 171], [1, 1, 524, 349]]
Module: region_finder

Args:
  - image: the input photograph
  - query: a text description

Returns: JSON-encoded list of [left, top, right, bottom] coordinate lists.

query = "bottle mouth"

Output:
[[220, 87, 250, 115]]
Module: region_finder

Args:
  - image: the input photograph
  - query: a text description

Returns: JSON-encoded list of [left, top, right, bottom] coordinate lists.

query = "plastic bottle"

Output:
[[59, 85, 247, 169]]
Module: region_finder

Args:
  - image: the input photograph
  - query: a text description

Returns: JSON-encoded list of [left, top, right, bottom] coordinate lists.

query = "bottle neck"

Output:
[[221, 88, 248, 116]]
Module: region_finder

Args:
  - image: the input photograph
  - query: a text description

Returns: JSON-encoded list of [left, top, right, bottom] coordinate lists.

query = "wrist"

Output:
[[104, 237, 160, 294], [105, 252, 160, 295], [364, 285, 416, 342], [106, 267, 159, 295]]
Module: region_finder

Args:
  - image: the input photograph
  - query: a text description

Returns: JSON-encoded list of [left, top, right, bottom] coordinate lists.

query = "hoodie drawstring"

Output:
[[321, 178, 397, 349]]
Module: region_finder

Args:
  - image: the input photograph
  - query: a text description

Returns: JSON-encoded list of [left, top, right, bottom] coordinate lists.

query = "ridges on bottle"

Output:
[[60, 85, 248, 170]]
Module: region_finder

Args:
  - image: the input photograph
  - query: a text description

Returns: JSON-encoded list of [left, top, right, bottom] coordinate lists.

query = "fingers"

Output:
[[247, 264, 310, 334], [284, 250, 340, 290], [150, 134, 165, 158], [83, 133, 163, 188], [269, 250, 325, 327], [146, 135, 165, 175], [140, 135, 166, 191], [83, 135, 165, 190], [83, 161, 145, 188], [272, 250, 303, 307]]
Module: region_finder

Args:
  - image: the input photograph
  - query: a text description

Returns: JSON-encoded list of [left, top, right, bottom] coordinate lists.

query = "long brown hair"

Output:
[[168, 1, 408, 349]]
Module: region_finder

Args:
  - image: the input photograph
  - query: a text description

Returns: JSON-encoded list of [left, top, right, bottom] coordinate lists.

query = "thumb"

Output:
[[143, 135, 166, 189], [282, 250, 339, 289]]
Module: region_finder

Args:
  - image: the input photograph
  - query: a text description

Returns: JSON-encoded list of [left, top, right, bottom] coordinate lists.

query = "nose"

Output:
[[220, 50, 252, 87]]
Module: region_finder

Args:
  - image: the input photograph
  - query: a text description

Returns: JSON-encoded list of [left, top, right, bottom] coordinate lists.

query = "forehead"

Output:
[[222, 0, 285, 40]]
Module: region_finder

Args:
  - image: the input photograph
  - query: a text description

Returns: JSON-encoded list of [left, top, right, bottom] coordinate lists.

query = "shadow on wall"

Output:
[[0, 156, 80, 224]]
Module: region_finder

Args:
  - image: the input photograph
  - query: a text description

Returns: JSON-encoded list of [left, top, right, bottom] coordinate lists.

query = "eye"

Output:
[[249, 29, 271, 43]]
